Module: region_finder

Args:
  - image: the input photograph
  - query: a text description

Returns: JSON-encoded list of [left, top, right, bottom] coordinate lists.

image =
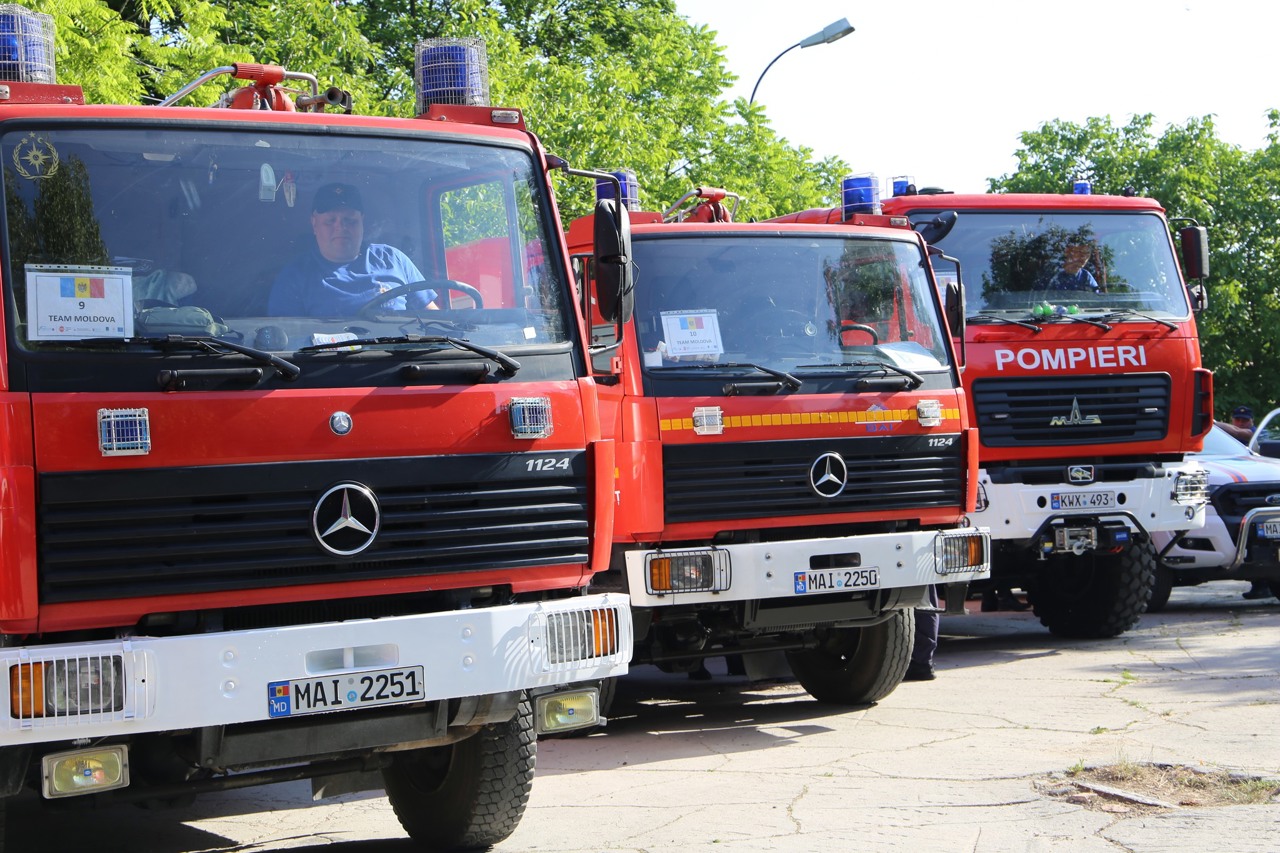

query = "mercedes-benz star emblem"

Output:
[[330, 411, 353, 436], [313, 483, 381, 556], [809, 452, 849, 499]]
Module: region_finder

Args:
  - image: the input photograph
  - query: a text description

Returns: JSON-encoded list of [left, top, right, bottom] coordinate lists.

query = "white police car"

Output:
[[1148, 424, 1280, 611]]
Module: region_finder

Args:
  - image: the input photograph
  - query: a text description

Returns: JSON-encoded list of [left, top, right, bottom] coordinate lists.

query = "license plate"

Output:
[[793, 568, 880, 595], [1258, 521, 1280, 539], [1051, 490, 1116, 510], [267, 666, 425, 718]]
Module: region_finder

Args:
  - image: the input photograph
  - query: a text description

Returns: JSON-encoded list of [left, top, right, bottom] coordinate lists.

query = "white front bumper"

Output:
[[974, 461, 1207, 542], [0, 594, 631, 744], [622, 528, 990, 608]]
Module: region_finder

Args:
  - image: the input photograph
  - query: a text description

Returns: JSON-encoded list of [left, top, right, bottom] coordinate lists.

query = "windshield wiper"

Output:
[[1037, 313, 1113, 331], [796, 359, 924, 389], [71, 335, 300, 380], [966, 312, 1042, 333], [299, 334, 521, 376], [649, 361, 802, 391], [1096, 308, 1178, 330]]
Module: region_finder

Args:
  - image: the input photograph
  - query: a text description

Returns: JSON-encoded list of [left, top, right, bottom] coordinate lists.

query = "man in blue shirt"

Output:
[[268, 183, 437, 316], [1047, 242, 1099, 292]]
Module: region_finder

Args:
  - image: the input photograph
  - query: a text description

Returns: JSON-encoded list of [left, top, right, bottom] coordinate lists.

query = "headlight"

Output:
[[546, 606, 621, 665], [1173, 470, 1209, 503], [645, 549, 731, 594], [10, 655, 124, 719], [936, 529, 990, 574]]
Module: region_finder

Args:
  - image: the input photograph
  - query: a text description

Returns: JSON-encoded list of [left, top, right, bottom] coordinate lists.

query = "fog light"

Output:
[[646, 549, 730, 594], [43, 745, 129, 798], [535, 688, 600, 735]]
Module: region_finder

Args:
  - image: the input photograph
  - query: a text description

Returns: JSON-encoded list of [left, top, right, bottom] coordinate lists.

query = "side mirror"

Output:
[[592, 198, 633, 323], [916, 210, 958, 245], [1179, 225, 1209, 280], [932, 249, 965, 368]]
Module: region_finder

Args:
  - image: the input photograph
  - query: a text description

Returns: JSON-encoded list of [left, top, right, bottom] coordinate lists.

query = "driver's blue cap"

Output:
[[313, 183, 363, 213], [1232, 405, 1253, 419]]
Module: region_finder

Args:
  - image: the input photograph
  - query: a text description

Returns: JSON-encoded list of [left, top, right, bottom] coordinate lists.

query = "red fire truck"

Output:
[[870, 185, 1211, 637], [567, 183, 989, 705], [0, 12, 632, 850]]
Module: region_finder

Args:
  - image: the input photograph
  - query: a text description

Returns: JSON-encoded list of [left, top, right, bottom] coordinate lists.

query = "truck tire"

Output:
[[383, 695, 535, 851], [1145, 565, 1174, 613], [1028, 540, 1155, 638], [785, 609, 913, 705]]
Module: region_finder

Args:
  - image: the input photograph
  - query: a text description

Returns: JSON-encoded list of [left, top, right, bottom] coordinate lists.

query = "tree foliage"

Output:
[[28, 0, 843, 221], [991, 115, 1276, 417]]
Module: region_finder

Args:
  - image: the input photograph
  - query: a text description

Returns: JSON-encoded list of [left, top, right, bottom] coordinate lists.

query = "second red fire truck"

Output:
[[568, 181, 989, 706]]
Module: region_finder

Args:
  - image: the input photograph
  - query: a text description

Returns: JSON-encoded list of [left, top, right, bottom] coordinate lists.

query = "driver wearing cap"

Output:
[[268, 183, 437, 317]]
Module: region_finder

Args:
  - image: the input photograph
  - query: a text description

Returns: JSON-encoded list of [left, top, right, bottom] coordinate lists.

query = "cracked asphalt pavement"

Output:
[[11, 581, 1279, 852]]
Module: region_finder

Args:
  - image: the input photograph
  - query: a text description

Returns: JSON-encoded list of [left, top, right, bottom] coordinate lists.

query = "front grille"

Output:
[[663, 435, 964, 524], [972, 374, 1170, 446], [1211, 483, 1280, 536], [39, 452, 589, 603]]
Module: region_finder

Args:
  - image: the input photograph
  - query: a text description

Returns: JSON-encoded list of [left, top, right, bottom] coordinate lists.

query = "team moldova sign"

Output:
[[25, 263, 134, 340]]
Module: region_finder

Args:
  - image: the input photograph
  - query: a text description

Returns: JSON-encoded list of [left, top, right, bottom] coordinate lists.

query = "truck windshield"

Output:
[[632, 234, 951, 376], [2, 124, 570, 354], [912, 211, 1191, 319]]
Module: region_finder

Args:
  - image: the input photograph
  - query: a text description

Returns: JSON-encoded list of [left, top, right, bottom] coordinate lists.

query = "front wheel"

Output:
[[1145, 565, 1174, 613], [1027, 540, 1155, 638], [785, 610, 913, 705], [383, 695, 535, 851]]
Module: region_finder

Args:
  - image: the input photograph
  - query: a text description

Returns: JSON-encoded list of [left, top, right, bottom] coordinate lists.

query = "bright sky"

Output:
[[674, 0, 1280, 196]]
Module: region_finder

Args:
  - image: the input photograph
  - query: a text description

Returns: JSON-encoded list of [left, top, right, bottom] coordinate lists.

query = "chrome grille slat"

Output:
[[38, 452, 590, 603], [663, 435, 964, 523], [972, 374, 1171, 446]]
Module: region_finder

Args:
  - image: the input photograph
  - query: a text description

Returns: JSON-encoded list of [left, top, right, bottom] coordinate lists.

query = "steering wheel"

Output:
[[839, 321, 880, 345], [357, 279, 484, 319]]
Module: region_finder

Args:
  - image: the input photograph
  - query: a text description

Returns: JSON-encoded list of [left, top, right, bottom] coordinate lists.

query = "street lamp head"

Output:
[[750, 17, 856, 105], [798, 18, 855, 49]]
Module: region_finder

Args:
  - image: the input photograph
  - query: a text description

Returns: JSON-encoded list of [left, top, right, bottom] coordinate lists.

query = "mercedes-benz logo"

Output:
[[313, 483, 380, 556], [809, 452, 849, 499], [330, 411, 353, 436]]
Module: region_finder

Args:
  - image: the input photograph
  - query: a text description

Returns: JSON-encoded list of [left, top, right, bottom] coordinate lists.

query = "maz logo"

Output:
[[1049, 397, 1102, 427]]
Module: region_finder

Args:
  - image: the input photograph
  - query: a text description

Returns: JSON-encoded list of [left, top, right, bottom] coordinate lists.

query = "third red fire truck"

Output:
[[871, 184, 1211, 637]]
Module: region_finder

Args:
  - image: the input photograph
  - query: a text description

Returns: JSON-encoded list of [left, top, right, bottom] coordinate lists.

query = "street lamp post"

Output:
[[748, 17, 855, 106]]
